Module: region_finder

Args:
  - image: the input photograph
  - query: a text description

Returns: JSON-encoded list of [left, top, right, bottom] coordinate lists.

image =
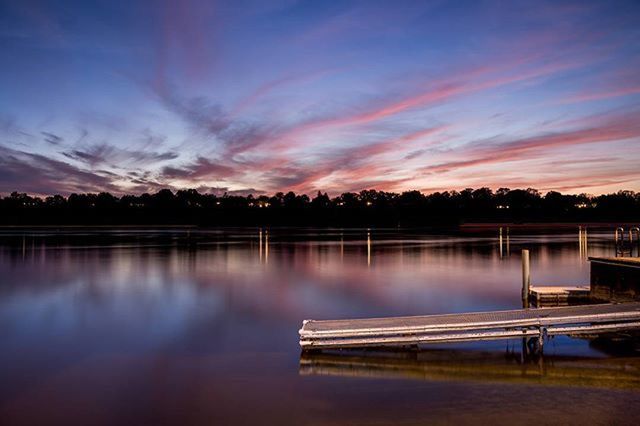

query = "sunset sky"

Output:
[[1, 0, 639, 196]]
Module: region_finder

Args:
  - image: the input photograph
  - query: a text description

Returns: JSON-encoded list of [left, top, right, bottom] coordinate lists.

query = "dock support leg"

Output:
[[537, 327, 546, 353], [526, 337, 537, 357]]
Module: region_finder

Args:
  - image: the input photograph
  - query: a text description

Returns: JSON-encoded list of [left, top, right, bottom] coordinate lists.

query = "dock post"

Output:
[[538, 327, 546, 351], [522, 249, 530, 307]]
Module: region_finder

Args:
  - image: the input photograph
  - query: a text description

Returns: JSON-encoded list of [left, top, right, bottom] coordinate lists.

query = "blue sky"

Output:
[[1, 0, 639, 195]]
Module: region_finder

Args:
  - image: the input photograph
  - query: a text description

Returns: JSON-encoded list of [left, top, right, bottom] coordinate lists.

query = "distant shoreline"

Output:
[[0, 224, 198, 229], [0, 222, 635, 231], [1, 188, 638, 227], [460, 222, 639, 230]]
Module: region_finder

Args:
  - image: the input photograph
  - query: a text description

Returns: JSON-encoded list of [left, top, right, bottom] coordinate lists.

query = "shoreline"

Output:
[[0, 222, 635, 232]]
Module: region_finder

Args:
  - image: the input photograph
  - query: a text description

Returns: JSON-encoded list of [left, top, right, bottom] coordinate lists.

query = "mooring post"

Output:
[[522, 249, 530, 307]]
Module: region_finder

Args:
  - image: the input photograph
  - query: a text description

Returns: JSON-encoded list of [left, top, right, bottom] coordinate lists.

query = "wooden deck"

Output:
[[589, 257, 640, 268], [529, 285, 590, 306], [589, 256, 640, 303], [299, 302, 640, 350]]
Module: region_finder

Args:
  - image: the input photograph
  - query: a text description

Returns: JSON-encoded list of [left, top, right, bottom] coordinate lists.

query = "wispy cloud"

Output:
[[40, 131, 63, 145], [561, 86, 640, 103], [420, 112, 640, 175], [256, 126, 445, 193], [62, 143, 179, 167], [2, 0, 639, 195], [161, 156, 237, 180], [0, 147, 120, 195]]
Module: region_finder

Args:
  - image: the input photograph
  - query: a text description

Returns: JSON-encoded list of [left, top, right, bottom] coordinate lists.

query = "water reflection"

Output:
[[498, 227, 510, 259], [1, 228, 639, 425], [300, 346, 640, 390], [579, 226, 589, 260], [0, 228, 621, 320]]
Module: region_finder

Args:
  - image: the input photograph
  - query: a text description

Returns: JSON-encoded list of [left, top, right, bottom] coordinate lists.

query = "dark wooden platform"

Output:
[[299, 303, 640, 350], [589, 257, 640, 268], [589, 257, 640, 302]]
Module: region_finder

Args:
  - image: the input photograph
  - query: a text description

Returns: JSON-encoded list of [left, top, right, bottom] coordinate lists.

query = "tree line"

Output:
[[0, 188, 638, 226]]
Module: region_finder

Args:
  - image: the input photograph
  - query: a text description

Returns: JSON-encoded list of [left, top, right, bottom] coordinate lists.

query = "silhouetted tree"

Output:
[[1, 187, 638, 226], [312, 191, 330, 208]]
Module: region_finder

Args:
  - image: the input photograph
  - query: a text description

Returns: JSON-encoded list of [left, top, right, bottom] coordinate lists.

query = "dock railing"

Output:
[[615, 226, 640, 257]]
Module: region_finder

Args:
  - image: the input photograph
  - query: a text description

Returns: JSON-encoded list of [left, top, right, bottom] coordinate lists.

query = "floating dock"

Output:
[[528, 285, 591, 306], [590, 257, 640, 268], [589, 257, 640, 302], [299, 302, 640, 350]]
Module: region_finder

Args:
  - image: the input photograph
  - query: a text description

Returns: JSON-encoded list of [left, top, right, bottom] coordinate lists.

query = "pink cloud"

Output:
[[421, 112, 640, 175], [229, 69, 336, 118], [279, 127, 445, 193], [161, 157, 239, 180], [240, 49, 600, 156], [562, 86, 640, 103]]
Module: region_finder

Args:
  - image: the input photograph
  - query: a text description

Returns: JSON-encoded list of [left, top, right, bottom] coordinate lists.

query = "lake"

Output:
[[1, 227, 639, 425]]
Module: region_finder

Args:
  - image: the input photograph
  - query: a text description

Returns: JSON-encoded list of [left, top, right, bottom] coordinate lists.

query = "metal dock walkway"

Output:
[[299, 303, 640, 350]]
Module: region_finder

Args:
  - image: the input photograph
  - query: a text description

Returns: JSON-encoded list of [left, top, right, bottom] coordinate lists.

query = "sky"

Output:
[[0, 0, 639, 197]]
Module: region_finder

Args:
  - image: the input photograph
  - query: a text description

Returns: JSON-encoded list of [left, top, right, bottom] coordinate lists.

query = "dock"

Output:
[[589, 257, 640, 302], [519, 249, 591, 307], [528, 285, 591, 306], [299, 302, 640, 350], [590, 257, 640, 268]]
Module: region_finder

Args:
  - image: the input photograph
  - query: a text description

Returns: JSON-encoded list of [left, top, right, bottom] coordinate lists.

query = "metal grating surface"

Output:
[[302, 303, 640, 334]]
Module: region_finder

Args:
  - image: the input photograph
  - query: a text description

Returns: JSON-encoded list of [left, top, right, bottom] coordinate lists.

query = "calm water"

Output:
[[1, 228, 639, 425]]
